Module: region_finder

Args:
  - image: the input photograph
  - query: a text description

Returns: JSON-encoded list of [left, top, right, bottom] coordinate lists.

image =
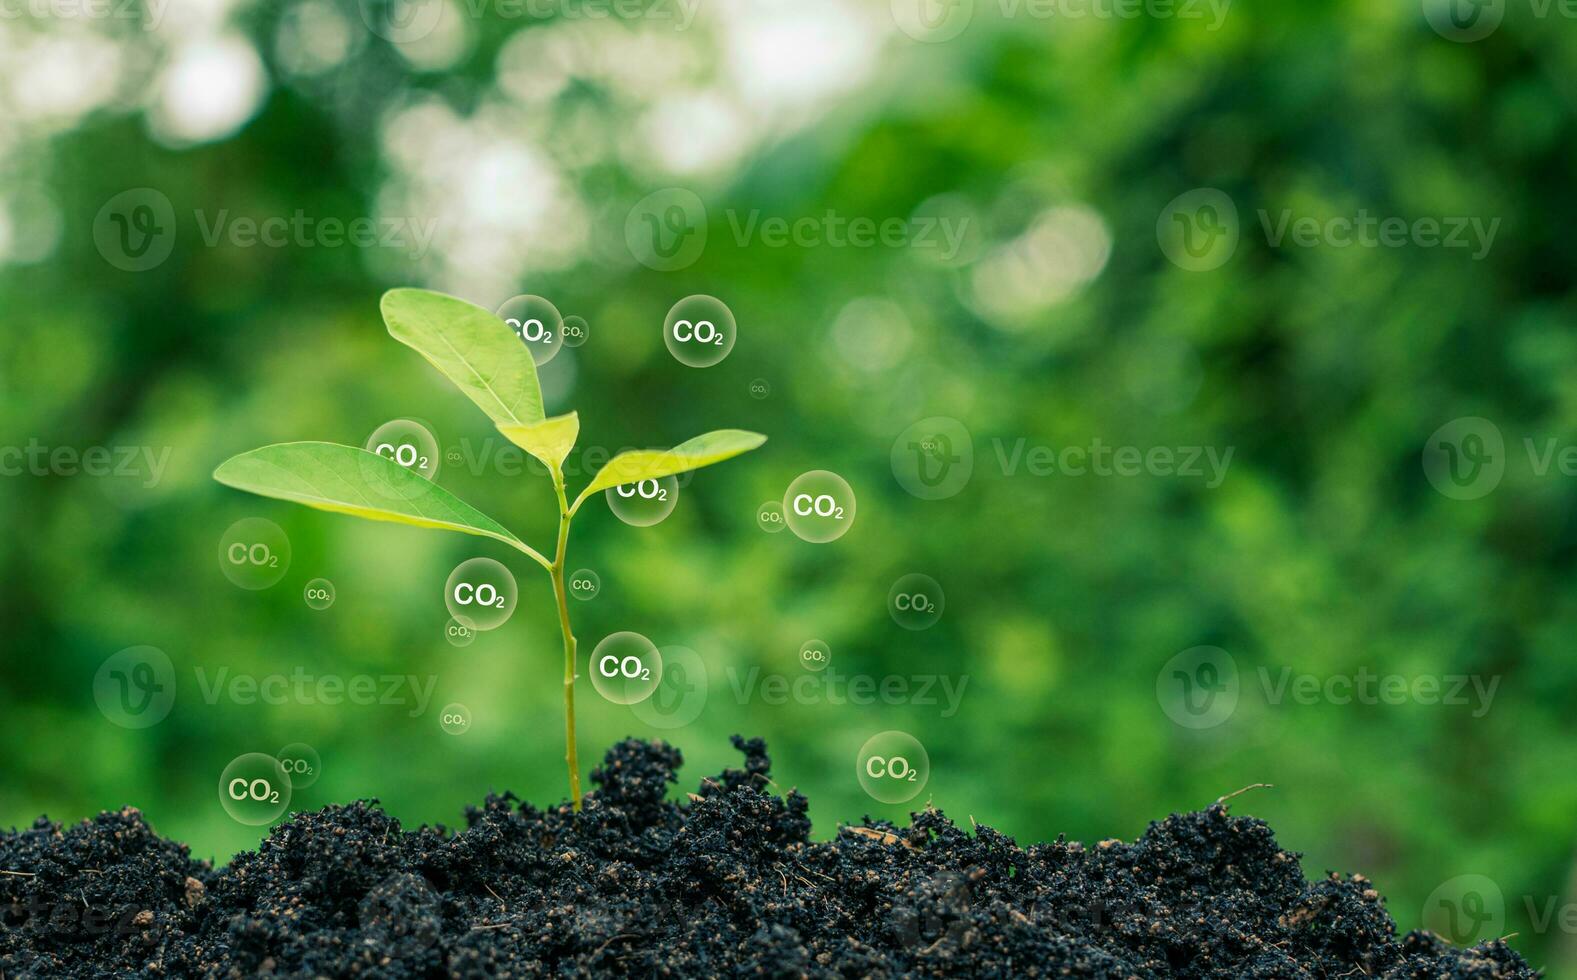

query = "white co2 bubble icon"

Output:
[[276, 742, 321, 790], [889, 574, 944, 630], [445, 558, 518, 631], [606, 475, 678, 527], [93, 646, 176, 729], [496, 294, 565, 366], [857, 731, 930, 804], [304, 578, 336, 610], [440, 703, 471, 734], [219, 518, 291, 590], [784, 471, 856, 543], [220, 753, 292, 826], [568, 568, 601, 600], [561, 315, 590, 349], [445, 617, 477, 648], [749, 378, 770, 400], [631, 645, 708, 729], [663, 295, 735, 368], [590, 632, 663, 705], [757, 501, 787, 533], [800, 639, 831, 672], [365, 419, 441, 491]]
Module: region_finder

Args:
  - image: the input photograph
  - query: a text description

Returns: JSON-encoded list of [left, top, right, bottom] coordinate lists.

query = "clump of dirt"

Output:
[[1, 737, 1535, 977]]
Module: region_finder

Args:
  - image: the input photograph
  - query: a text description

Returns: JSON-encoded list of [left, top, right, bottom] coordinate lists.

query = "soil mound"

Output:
[[0, 737, 1535, 977]]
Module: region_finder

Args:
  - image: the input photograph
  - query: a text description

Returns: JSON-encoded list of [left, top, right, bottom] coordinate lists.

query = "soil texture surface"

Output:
[[0, 737, 1536, 978]]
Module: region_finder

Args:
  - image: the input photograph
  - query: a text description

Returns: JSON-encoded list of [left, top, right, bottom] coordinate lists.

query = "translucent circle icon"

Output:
[[663, 295, 735, 368], [1422, 874, 1507, 946], [439, 703, 471, 734], [857, 731, 930, 804], [625, 187, 708, 272], [590, 632, 663, 705], [606, 475, 679, 527], [631, 645, 708, 729], [220, 753, 292, 826], [444, 558, 518, 631], [757, 501, 787, 534], [1156, 188, 1239, 272], [365, 418, 441, 483], [568, 568, 601, 600], [799, 639, 831, 672], [891, 417, 974, 500], [93, 646, 177, 729], [276, 742, 322, 790], [445, 617, 477, 648], [561, 315, 590, 348], [889, 574, 945, 630], [303, 578, 336, 610], [219, 518, 291, 590], [1156, 646, 1240, 730], [496, 294, 565, 366], [749, 378, 771, 400], [1422, 0, 1503, 42], [1422, 417, 1505, 501], [92, 187, 177, 272], [783, 471, 856, 543]]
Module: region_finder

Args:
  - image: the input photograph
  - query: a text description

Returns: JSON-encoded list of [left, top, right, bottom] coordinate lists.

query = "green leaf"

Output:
[[213, 442, 549, 568], [574, 429, 767, 510], [380, 288, 545, 426], [498, 412, 580, 475]]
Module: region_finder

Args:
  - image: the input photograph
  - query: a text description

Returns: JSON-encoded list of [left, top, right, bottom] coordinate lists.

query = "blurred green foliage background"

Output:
[[4, 0, 1577, 971]]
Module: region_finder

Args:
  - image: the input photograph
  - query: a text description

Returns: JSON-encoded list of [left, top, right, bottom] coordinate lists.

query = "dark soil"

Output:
[[0, 737, 1536, 978]]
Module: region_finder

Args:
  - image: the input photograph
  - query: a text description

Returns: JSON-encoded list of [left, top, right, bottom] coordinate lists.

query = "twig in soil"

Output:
[[0, 870, 36, 877], [590, 933, 638, 959], [1215, 783, 1275, 806], [482, 882, 506, 913]]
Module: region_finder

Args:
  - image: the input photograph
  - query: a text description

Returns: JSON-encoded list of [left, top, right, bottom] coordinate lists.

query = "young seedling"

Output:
[[213, 289, 765, 810]]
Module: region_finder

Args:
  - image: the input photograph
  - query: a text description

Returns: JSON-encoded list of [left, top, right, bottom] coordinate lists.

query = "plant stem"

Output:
[[550, 472, 582, 811]]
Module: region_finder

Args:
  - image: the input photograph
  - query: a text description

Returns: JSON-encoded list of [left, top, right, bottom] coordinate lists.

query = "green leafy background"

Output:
[[3, 0, 1576, 971]]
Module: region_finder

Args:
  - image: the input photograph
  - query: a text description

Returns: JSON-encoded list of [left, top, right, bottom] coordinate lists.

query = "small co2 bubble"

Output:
[[757, 501, 787, 533], [606, 475, 678, 527], [800, 639, 831, 672], [219, 753, 292, 826], [749, 378, 770, 400], [93, 646, 177, 729], [561, 315, 590, 348], [445, 617, 477, 648], [857, 731, 930, 804], [663, 295, 735, 368], [276, 742, 321, 790], [365, 418, 440, 482], [889, 574, 944, 630], [590, 632, 663, 705], [440, 703, 471, 734], [784, 471, 856, 543], [304, 578, 336, 610], [219, 517, 291, 590], [445, 558, 518, 631], [496, 294, 565, 366], [631, 645, 708, 729], [568, 568, 601, 600]]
